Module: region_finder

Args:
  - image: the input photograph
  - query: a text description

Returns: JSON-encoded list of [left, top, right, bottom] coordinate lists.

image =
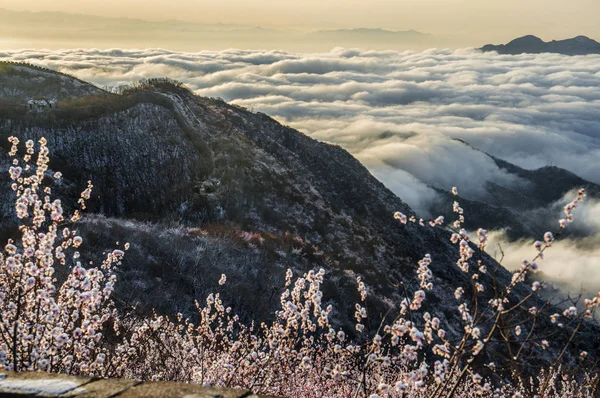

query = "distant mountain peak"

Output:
[[573, 35, 595, 42], [480, 35, 600, 55], [507, 35, 544, 45]]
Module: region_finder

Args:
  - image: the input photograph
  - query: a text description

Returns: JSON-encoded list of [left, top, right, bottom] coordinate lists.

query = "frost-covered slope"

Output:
[[0, 62, 103, 100]]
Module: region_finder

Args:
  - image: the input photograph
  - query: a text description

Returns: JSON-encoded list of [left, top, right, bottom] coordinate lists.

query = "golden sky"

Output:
[[2, 0, 599, 38], [1, 0, 599, 51]]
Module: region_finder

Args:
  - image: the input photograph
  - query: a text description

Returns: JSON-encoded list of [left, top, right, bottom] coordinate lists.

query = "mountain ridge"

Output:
[[480, 34, 600, 55], [428, 139, 600, 240], [0, 8, 435, 51], [311, 28, 430, 38]]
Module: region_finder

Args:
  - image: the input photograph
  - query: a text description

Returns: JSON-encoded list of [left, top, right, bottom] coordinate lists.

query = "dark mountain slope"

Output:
[[488, 156, 600, 207], [430, 139, 600, 240], [0, 68, 434, 324], [0, 64, 598, 373], [481, 35, 600, 55]]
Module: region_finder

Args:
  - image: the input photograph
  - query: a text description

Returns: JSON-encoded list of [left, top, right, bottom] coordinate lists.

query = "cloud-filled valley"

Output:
[[1, 47, 600, 217]]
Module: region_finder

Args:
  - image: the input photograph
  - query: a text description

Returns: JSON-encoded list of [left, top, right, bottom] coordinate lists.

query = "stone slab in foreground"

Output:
[[0, 371, 273, 397]]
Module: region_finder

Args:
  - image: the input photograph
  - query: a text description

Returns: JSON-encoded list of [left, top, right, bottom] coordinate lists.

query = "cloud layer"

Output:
[[1, 48, 600, 216]]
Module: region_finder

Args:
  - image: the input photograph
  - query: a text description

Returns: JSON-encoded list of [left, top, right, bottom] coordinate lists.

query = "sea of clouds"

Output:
[[1, 47, 599, 215], [1, 47, 600, 293]]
